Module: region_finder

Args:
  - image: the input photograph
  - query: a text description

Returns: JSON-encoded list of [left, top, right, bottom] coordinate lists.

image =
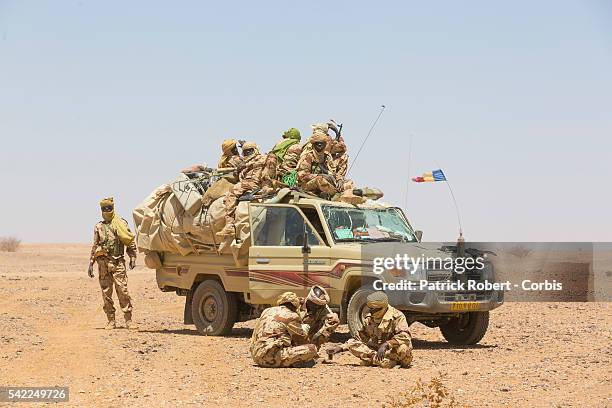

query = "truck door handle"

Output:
[[256, 258, 270, 264]]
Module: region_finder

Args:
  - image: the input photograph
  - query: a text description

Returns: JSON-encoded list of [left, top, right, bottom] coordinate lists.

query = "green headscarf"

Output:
[[271, 128, 301, 160]]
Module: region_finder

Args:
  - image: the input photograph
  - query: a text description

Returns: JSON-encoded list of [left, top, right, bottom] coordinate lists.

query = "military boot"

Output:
[[124, 313, 139, 330], [105, 318, 116, 330]]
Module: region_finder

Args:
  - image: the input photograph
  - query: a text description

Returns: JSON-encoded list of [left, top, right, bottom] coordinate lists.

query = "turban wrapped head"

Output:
[[306, 285, 330, 306], [99, 197, 134, 246], [277, 291, 301, 310], [272, 128, 302, 160], [310, 132, 329, 144], [221, 139, 238, 155], [366, 291, 389, 322]]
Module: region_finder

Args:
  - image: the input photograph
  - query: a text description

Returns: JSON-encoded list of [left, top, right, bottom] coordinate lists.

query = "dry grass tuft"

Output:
[[385, 375, 462, 408]]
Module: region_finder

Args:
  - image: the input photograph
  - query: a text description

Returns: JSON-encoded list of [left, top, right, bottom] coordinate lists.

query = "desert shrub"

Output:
[[0, 236, 21, 252], [386, 375, 461, 408]]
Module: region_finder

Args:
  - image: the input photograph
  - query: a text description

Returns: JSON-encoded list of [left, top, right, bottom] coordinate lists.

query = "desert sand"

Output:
[[0, 244, 610, 407]]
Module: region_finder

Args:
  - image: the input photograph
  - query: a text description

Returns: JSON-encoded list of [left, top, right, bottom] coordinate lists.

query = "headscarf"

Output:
[[99, 197, 134, 246], [277, 291, 301, 310], [271, 128, 301, 160], [306, 285, 330, 306], [311, 123, 329, 134], [366, 291, 389, 322], [241, 141, 260, 158], [310, 131, 329, 144], [218, 139, 238, 169]]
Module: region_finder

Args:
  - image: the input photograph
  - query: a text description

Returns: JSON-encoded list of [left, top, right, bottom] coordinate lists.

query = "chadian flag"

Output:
[[412, 169, 447, 183]]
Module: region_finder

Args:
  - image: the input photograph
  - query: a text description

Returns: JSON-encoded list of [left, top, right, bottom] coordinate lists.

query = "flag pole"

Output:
[[443, 175, 463, 237]]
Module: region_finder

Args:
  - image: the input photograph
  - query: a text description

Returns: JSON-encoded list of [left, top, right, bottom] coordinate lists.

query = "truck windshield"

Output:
[[322, 205, 417, 243]]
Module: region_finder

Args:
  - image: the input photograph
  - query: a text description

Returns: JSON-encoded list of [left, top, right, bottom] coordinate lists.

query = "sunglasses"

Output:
[[101, 206, 114, 212], [243, 149, 255, 156]]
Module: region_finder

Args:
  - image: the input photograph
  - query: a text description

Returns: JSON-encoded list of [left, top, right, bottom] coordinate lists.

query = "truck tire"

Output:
[[191, 280, 237, 336], [347, 287, 375, 337], [440, 311, 489, 345]]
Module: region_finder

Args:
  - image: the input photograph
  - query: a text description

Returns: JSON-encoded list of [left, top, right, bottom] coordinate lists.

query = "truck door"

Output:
[[248, 204, 330, 305]]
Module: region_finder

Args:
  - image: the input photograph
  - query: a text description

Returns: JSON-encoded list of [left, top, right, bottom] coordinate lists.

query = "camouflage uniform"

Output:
[[250, 293, 319, 368], [90, 219, 137, 323], [296, 133, 338, 196], [221, 142, 267, 234], [300, 304, 340, 346], [347, 305, 413, 368], [278, 144, 303, 178]]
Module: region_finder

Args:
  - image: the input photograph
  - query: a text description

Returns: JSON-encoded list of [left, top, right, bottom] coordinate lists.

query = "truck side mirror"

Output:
[[415, 230, 423, 242], [302, 223, 311, 255]]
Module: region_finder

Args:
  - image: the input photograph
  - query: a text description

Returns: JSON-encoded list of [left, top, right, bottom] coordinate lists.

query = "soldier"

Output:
[[217, 139, 243, 171], [296, 132, 339, 198], [219, 141, 268, 236], [298, 286, 340, 348], [250, 292, 319, 368], [268, 127, 302, 182], [87, 197, 138, 330], [344, 291, 413, 368]]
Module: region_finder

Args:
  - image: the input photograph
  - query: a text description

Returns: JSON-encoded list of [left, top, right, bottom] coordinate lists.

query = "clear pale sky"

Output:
[[1, 1, 611, 242]]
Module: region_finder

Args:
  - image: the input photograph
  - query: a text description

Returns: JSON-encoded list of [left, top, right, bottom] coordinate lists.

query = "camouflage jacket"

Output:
[[301, 305, 340, 340], [333, 154, 349, 181], [356, 305, 412, 350], [217, 155, 243, 171], [278, 144, 303, 177], [90, 219, 137, 262], [250, 306, 309, 353], [296, 149, 336, 184], [238, 153, 267, 186]]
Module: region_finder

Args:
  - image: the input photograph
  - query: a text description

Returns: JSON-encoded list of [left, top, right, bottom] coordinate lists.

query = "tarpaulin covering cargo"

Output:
[[132, 172, 250, 262]]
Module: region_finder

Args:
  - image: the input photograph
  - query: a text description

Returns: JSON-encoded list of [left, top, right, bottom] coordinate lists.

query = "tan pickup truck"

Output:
[[148, 190, 503, 345]]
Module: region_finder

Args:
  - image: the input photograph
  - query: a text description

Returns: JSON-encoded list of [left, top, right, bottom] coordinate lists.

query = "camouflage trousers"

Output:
[[300, 176, 338, 196], [251, 342, 319, 368], [224, 180, 259, 226], [97, 257, 133, 320], [347, 339, 413, 369]]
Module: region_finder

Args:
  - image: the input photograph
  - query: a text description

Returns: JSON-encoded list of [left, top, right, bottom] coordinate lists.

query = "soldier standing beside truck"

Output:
[[88, 197, 138, 330], [250, 292, 319, 368]]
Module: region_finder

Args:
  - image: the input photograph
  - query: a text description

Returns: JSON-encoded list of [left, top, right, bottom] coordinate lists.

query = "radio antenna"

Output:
[[347, 105, 386, 176]]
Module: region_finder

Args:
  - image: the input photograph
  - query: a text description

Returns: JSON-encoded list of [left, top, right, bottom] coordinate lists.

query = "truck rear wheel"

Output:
[[440, 311, 489, 345], [347, 287, 375, 337], [191, 280, 237, 336]]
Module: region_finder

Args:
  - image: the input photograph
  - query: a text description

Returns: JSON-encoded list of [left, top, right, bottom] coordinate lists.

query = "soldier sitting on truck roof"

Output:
[[250, 292, 319, 368], [266, 127, 302, 185], [296, 132, 339, 199], [219, 141, 271, 237], [295, 286, 339, 348]]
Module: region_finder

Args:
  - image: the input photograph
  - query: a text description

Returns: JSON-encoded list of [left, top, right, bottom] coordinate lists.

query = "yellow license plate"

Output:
[[450, 302, 480, 311]]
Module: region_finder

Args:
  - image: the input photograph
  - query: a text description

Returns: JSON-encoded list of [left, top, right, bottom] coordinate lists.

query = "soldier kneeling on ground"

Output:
[[250, 292, 319, 368], [329, 291, 413, 368]]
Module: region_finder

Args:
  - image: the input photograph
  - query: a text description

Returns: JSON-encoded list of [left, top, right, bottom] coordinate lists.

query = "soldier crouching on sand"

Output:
[[297, 286, 339, 348], [250, 292, 319, 368], [88, 197, 138, 330]]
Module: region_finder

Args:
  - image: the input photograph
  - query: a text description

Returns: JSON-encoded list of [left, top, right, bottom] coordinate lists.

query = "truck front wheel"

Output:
[[347, 287, 375, 337], [191, 280, 237, 336], [440, 311, 489, 345]]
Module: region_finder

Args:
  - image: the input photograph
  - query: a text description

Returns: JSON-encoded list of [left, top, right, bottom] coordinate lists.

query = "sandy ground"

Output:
[[0, 244, 610, 408]]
